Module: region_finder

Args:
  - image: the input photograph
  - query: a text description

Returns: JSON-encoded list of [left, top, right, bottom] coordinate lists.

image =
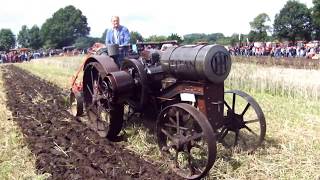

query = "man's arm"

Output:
[[123, 27, 131, 45], [105, 30, 112, 45]]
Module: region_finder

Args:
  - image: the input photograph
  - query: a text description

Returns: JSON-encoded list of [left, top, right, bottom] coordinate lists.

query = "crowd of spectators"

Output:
[[228, 41, 320, 59], [1, 50, 43, 63], [2, 41, 319, 64], [0, 48, 84, 63]]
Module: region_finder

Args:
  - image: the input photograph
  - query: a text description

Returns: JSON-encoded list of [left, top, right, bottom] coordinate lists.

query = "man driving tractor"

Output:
[[105, 16, 131, 66]]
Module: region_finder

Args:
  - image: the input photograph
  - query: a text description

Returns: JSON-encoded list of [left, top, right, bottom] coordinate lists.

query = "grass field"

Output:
[[2, 55, 319, 179], [226, 62, 320, 100]]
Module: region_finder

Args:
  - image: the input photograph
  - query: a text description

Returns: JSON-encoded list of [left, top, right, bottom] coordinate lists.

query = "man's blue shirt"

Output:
[[106, 25, 130, 45]]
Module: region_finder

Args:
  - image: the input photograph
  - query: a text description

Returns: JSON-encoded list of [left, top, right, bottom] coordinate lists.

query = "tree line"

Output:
[[1, 0, 320, 52]]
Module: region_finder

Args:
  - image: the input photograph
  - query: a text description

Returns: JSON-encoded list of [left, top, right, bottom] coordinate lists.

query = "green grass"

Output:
[[0, 65, 51, 180], [15, 56, 320, 179]]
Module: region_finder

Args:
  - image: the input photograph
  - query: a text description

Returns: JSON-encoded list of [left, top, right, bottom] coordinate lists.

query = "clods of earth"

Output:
[[1, 65, 181, 180]]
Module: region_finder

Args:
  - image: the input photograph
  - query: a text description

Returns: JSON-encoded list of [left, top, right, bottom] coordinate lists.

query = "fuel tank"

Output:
[[160, 44, 231, 83]]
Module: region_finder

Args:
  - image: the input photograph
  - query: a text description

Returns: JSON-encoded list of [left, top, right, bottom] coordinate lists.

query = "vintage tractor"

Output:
[[69, 41, 266, 179]]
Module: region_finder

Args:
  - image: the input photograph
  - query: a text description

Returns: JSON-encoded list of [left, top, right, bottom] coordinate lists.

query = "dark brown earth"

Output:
[[1, 65, 182, 180]]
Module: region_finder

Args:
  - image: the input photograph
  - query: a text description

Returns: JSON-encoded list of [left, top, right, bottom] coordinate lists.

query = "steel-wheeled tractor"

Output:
[[69, 41, 266, 179]]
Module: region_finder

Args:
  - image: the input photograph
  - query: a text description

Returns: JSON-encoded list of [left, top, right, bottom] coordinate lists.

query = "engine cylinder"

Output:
[[160, 44, 232, 83], [107, 71, 134, 96]]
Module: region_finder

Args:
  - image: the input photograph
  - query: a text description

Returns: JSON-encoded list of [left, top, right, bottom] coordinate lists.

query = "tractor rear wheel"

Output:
[[83, 62, 123, 139]]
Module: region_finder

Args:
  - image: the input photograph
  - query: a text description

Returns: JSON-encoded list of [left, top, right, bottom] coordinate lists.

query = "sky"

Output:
[[0, 0, 314, 38]]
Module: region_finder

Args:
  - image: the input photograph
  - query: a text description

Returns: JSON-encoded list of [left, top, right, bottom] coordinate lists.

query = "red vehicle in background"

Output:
[[5, 48, 30, 63]]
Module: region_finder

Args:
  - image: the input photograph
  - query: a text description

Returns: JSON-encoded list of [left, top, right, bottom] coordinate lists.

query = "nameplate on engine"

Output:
[[180, 93, 196, 102]]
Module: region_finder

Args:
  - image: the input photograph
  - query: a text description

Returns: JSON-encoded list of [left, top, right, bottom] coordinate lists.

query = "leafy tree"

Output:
[[248, 30, 269, 42], [29, 25, 42, 49], [249, 13, 271, 42], [183, 33, 207, 44], [230, 38, 239, 47], [248, 31, 258, 42], [130, 31, 144, 43], [0, 29, 15, 51], [182, 33, 225, 44], [312, 0, 320, 39], [167, 33, 183, 44], [17, 25, 30, 47], [73, 36, 102, 49], [41, 5, 90, 48], [273, 0, 312, 42], [101, 29, 108, 43], [216, 37, 232, 46], [145, 35, 167, 42], [207, 33, 225, 43]]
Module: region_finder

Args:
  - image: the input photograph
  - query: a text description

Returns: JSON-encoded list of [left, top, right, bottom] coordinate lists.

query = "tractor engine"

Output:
[[101, 44, 232, 109]]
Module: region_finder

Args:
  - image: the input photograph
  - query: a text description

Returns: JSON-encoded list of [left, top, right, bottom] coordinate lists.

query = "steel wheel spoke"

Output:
[[244, 119, 260, 124], [224, 101, 232, 111], [93, 80, 98, 95], [176, 111, 180, 135], [232, 93, 236, 111], [164, 123, 189, 131], [96, 73, 102, 94], [244, 125, 259, 137], [161, 128, 175, 141], [169, 117, 177, 125], [218, 127, 227, 137], [241, 103, 250, 116], [187, 132, 203, 142], [90, 67, 94, 87], [219, 127, 229, 140], [86, 84, 93, 97]]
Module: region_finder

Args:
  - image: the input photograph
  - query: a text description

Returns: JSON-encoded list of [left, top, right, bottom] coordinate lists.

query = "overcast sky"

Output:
[[0, 0, 314, 38]]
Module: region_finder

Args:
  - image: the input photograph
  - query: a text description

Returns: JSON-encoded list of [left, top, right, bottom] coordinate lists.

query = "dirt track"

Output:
[[1, 65, 181, 180]]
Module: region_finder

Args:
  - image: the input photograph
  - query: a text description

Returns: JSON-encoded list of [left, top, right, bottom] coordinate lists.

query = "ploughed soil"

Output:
[[1, 65, 181, 180]]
